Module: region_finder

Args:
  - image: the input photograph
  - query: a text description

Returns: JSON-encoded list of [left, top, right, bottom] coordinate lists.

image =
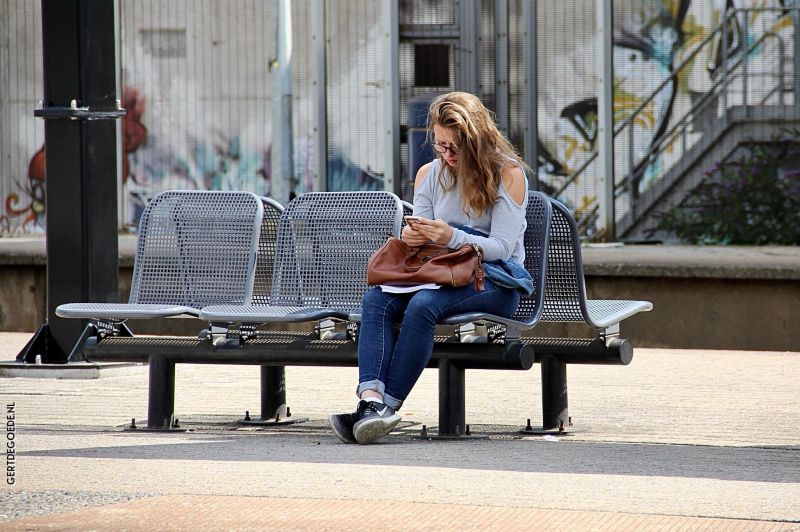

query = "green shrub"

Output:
[[656, 138, 800, 245]]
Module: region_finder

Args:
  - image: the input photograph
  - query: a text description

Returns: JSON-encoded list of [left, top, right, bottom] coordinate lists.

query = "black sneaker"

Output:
[[352, 400, 402, 444], [329, 411, 357, 444]]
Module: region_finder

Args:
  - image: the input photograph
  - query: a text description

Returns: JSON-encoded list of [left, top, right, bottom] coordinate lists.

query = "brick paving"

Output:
[[4, 496, 798, 531]]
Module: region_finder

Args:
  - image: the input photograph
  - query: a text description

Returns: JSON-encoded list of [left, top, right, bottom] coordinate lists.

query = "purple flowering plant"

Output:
[[657, 132, 800, 245]]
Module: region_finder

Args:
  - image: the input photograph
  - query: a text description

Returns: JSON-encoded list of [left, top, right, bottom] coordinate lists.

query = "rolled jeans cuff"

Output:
[[356, 379, 385, 398], [382, 392, 403, 411]]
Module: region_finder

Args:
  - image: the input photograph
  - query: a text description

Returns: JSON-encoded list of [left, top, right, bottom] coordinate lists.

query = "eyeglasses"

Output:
[[432, 141, 460, 156]]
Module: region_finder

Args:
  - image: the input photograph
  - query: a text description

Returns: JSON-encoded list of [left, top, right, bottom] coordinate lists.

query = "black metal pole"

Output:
[[540, 354, 568, 430], [438, 360, 465, 436], [18, 0, 120, 363], [260, 365, 287, 419], [147, 355, 175, 430]]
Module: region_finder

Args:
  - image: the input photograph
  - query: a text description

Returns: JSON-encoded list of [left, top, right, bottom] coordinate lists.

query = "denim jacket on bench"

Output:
[[452, 224, 533, 296]]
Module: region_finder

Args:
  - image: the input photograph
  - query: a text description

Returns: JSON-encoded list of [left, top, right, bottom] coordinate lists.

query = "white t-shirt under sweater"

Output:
[[412, 158, 528, 264]]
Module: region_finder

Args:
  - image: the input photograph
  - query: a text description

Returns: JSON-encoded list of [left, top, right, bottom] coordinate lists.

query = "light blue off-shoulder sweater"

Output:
[[412, 158, 528, 263]]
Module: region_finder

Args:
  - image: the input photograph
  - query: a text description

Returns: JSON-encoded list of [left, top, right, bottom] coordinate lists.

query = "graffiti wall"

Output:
[[121, 0, 390, 226], [0, 1, 45, 235], [0, 0, 794, 235], [534, 0, 794, 229], [118, 0, 314, 227]]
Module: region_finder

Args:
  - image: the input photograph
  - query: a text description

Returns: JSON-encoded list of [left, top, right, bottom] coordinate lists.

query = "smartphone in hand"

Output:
[[404, 215, 425, 228]]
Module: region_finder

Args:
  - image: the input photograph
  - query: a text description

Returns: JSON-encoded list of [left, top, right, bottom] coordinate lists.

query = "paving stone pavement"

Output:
[[4, 496, 799, 531], [0, 332, 799, 530]]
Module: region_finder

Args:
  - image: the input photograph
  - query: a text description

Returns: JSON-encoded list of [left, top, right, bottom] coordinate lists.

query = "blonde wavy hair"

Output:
[[427, 92, 528, 217]]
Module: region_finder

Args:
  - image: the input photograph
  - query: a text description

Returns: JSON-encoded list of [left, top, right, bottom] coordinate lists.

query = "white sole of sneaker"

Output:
[[353, 414, 402, 444]]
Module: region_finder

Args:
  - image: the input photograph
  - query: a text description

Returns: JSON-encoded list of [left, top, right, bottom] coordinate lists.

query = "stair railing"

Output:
[[551, 6, 799, 239], [618, 29, 786, 228]]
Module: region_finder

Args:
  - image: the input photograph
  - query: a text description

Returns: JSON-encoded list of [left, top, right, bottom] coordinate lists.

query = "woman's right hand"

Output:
[[401, 223, 429, 246]]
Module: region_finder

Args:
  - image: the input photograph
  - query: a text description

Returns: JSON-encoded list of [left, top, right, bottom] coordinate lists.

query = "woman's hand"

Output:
[[412, 218, 453, 246], [401, 223, 429, 246]]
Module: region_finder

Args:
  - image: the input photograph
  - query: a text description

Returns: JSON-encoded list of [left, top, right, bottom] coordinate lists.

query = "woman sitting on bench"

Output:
[[330, 91, 531, 444]]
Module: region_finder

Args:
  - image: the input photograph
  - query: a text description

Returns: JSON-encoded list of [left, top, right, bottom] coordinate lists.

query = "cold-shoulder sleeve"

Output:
[[446, 176, 528, 262]]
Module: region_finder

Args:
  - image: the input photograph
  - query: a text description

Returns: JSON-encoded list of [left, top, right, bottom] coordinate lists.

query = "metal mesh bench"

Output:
[[193, 191, 403, 427], [55, 190, 281, 359], [199, 191, 404, 324], [428, 195, 652, 432], [83, 191, 404, 430], [197, 191, 553, 436], [81, 190, 652, 437], [83, 191, 534, 433], [347, 193, 652, 433]]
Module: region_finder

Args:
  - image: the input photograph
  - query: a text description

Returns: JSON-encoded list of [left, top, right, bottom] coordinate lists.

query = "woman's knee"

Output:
[[404, 293, 440, 324]]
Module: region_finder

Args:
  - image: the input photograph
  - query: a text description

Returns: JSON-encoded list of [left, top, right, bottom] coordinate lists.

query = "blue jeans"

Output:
[[356, 278, 520, 411]]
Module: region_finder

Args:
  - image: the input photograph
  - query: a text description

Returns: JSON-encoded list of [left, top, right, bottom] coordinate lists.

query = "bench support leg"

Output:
[[148, 355, 175, 430], [260, 365, 287, 419], [438, 360, 465, 436], [541, 355, 568, 431], [243, 365, 307, 426]]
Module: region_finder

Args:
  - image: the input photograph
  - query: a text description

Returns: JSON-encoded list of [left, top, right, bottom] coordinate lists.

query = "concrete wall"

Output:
[[0, 266, 45, 331], [558, 276, 799, 351]]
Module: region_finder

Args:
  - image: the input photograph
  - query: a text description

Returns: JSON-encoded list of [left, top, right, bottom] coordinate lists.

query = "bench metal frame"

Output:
[[72, 190, 651, 437]]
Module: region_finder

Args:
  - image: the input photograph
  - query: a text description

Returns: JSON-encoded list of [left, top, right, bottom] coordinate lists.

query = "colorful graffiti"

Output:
[[120, 83, 269, 226], [0, 147, 46, 234], [122, 87, 148, 184], [121, 90, 320, 228], [536, 0, 794, 227], [537, 0, 691, 192], [0, 0, 793, 235]]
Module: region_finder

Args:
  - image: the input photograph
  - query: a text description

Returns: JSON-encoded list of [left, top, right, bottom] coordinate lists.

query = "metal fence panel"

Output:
[[325, 0, 386, 193], [0, 1, 45, 235], [119, 0, 316, 228], [1, 0, 796, 238]]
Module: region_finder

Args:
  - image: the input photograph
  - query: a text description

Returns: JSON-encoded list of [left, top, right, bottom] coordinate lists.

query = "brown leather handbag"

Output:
[[367, 237, 485, 290]]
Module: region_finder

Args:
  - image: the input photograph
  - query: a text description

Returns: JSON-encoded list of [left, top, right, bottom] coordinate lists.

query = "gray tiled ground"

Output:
[[1, 332, 799, 527]]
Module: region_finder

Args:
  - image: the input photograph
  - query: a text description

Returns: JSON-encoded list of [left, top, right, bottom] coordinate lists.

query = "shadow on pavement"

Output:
[[22, 429, 800, 484]]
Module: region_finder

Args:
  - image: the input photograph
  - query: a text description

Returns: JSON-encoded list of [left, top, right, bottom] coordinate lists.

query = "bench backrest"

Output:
[[251, 197, 285, 305], [129, 190, 264, 308], [507, 191, 552, 324], [540, 197, 592, 323], [268, 191, 403, 312], [401, 200, 414, 219]]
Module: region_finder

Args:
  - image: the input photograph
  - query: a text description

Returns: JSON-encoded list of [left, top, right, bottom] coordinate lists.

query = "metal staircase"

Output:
[[555, 7, 800, 241]]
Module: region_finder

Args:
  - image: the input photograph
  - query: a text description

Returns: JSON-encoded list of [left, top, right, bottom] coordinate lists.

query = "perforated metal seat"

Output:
[[199, 191, 404, 323], [541, 198, 653, 329], [439, 191, 552, 330], [56, 190, 276, 321]]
